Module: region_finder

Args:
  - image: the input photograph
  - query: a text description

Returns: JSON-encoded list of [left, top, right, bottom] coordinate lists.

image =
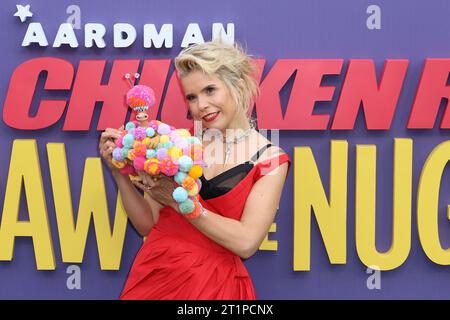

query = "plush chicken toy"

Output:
[[110, 73, 204, 214]]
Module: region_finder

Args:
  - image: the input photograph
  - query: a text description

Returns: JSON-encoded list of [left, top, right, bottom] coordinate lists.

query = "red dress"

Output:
[[120, 143, 291, 300]]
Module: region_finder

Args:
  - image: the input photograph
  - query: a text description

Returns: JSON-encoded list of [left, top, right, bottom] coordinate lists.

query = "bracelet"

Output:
[[183, 198, 207, 220], [198, 200, 207, 217]]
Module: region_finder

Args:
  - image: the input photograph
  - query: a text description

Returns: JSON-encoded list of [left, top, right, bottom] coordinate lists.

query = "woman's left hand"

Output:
[[132, 172, 180, 212]]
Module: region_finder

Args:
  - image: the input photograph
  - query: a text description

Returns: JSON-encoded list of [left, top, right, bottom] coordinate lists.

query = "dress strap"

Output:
[[249, 143, 273, 163], [254, 153, 291, 183]]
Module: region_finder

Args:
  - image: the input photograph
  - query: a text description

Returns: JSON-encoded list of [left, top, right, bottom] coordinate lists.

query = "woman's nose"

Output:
[[197, 95, 209, 111]]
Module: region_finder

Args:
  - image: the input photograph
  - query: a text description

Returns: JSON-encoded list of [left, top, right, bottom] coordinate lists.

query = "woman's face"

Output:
[[180, 70, 239, 131]]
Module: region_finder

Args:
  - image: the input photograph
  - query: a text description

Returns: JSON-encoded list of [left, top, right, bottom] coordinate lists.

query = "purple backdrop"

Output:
[[0, 0, 449, 299]]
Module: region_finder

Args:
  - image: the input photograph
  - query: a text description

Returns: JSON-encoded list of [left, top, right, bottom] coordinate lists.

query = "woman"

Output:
[[99, 41, 291, 299]]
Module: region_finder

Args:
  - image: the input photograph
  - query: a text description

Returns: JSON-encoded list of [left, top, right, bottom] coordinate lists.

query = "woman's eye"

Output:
[[206, 87, 215, 94]]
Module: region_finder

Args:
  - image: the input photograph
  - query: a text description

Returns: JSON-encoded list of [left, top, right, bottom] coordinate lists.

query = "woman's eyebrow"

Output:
[[201, 84, 216, 92], [186, 84, 216, 98]]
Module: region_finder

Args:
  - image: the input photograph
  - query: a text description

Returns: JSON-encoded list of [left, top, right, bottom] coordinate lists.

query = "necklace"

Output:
[[223, 123, 255, 165], [199, 118, 256, 167]]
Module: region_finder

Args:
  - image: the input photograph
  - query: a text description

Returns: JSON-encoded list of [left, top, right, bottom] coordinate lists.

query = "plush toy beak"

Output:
[[136, 111, 148, 121]]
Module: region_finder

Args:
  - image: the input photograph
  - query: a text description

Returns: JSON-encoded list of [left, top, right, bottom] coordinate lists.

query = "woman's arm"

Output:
[[112, 169, 156, 237], [187, 160, 289, 259], [99, 127, 159, 237], [137, 146, 290, 259]]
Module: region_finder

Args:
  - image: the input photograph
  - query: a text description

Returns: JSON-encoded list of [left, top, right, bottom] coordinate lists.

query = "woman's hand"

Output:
[[132, 172, 179, 211], [98, 126, 124, 172]]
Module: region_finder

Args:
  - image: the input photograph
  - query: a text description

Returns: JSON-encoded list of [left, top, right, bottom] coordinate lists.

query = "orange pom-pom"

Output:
[[134, 143, 147, 157], [184, 201, 201, 219], [182, 176, 196, 191], [128, 149, 137, 160], [187, 182, 199, 196]]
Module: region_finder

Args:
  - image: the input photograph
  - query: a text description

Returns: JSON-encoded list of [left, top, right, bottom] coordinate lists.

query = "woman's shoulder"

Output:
[[252, 131, 288, 164]]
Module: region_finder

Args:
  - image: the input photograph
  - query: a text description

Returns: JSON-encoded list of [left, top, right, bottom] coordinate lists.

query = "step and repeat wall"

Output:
[[0, 0, 449, 299]]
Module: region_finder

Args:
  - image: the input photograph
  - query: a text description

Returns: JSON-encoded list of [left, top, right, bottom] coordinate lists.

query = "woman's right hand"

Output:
[[98, 126, 124, 172]]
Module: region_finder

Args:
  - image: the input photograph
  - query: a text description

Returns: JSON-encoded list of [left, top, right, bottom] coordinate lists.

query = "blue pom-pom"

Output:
[[146, 149, 156, 159], [174, 172, 187, 185], [128, 128, 136, 136], [146, 127, 155, 137], [125, 122, 136, 130], [122, 134, 135, 148], [178, 155, 193, 172], [179, 199, 195, 214], [156, 148, 168, 160], [173, 187, 188, 203]]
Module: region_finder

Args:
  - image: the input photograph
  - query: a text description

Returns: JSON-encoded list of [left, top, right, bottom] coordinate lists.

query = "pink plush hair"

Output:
[[126, 85, 156, 110]]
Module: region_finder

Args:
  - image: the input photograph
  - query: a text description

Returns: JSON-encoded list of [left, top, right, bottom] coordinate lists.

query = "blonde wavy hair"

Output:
[[174, 41, 260, 124]]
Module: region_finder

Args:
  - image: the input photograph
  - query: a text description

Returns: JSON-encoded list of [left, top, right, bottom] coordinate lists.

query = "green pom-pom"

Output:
[[125, 122, 136, 130], [179, 199, 194, 214], [191, 137, 201, 145], [123, 134, 135, 148], [121, 147, 130, 159], [174, 172, 187, 185], [162, 141, 173, 149], [146, 127, 155, 137]]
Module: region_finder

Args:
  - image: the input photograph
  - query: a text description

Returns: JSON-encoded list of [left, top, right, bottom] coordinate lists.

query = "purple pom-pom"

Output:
[[156, 148, 168, 160], [157, 123, 171, 135], [134, 127, 147, 140], [175, 139, 188, 149], [112, 148, 124, 161]]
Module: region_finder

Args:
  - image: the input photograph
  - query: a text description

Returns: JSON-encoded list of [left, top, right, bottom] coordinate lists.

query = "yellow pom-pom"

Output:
[[144, 158, 160, 175], [168, 146, 183, 160], [188, 165, 203, 179], [142, 137, 151, 147], [176, 129, 191, 138], [159, 134, 170, 144], [112, 159, 125, 169]]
